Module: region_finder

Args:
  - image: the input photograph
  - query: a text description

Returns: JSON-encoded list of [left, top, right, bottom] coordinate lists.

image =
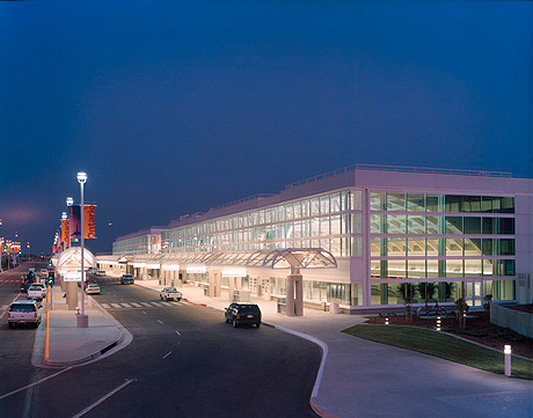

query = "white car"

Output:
[[27, 284, 46, 301], [8, 300, 42, 328], [86, 283, 100, 294], [159, 287, 182, 301], [39, 269, 48, 278]]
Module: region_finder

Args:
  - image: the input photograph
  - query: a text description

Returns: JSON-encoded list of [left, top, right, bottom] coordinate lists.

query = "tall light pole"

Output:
[[77, 172, 88, 328]]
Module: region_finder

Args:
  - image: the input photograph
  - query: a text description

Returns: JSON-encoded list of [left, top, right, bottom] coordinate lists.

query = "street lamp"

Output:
[[77, 171, 88, 328]]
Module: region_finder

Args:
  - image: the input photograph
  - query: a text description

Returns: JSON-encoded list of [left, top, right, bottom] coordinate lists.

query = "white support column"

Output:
[[362, 187, 371, 306], [228, 276, 235, 302], [215, 272, 221, 297], [286, 275, 295, 316], [209, 269, 216, 297], [65, 281, 78, 311], [294, 274, 303, 316]]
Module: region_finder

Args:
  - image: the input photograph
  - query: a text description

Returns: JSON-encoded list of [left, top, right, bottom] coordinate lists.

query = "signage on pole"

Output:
[[83, 205, 97, 239]]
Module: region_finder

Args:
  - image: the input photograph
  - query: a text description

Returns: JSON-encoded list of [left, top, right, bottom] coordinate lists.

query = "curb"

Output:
[[33, 296, 133, 368]]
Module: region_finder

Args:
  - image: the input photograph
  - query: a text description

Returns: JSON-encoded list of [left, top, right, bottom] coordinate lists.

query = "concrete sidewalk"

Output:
[[138, 280, 533, 418], [33, 286, 132, 368]]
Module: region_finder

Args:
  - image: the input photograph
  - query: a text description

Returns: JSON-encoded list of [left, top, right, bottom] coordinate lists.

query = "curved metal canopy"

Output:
[[125, 248, 337, 270], [56, 247, 96, 273]]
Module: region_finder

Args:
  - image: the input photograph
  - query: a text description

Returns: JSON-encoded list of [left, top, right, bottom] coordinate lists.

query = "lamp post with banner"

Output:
[[76, 172, 88, 328]]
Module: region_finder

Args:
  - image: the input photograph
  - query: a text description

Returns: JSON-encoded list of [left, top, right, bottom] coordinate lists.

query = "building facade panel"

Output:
[[112, 166, 532, 311]]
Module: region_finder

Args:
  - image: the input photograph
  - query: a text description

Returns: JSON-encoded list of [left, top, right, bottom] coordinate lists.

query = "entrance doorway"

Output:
[[465, 281, 483, 307]]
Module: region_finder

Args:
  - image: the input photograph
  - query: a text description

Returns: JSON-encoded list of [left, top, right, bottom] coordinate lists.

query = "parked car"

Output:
[[86, 283, 100, 294], [27, 283, 46, 301], [159, 287, 182, 301], [95, 270, 106, 277], [120, 274, 134, 285], [8, 300, 42, 328], [224, 303, 262, 328]]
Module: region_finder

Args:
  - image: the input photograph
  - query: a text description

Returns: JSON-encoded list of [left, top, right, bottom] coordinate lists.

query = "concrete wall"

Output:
[[490, 303, 533, 338]]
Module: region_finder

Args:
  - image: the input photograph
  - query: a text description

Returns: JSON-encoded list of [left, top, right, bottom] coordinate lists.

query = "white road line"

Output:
[[120, 303, 132, 308], [156, 319, 164, 324], [175, 330, 181, 336], [149, 302, 161, 307], [162, 351, 172, 359], [0, 367, 73, 400], [110, 303, 122, 309], [71, 378, 135, 418], [169, 301, 181, 306], [1, 305, 8, 310], [141, 302, 152, 307], [130, 302, 142, 308], [160, 302, 172, 307], [100, 303, 111, 309], [0, 294, 21, 320], [142, 311, 147, 315]]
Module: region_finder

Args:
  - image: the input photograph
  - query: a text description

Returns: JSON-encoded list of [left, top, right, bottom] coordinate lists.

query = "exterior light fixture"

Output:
[[66, 197, 74, 206], [504, 345, 512, 376], [61, 212, 67, 220]]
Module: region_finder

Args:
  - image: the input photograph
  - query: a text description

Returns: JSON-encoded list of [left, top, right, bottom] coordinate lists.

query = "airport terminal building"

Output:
[[105, 165, 532, 313]]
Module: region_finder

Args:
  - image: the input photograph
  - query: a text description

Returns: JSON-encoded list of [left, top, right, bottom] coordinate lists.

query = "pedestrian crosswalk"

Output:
[[99, 300, 187, 310]]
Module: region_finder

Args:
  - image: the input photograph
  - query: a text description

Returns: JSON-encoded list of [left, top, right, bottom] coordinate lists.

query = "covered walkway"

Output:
[[100, 248, 337, 316]]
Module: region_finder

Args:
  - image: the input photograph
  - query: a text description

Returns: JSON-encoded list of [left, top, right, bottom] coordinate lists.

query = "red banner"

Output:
[[84, 205, 96, 239], [61, 219, 70, 247], [69, 205, 81, 241]]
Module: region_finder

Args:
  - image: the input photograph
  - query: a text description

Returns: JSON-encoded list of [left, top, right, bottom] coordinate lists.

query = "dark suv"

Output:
[[120, 274, 134, 285], [225, 303, 262, 328]]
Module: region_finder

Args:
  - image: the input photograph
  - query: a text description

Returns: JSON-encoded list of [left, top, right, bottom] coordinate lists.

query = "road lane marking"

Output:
[[110, 303, 122, 309], [160, 301, 172, 306], [120, 303, 132, 308], [1, 305, 8, 310], [0, 294, 21, 319], [156, 319, 164, 324], [162, 351, 172, 359], [71, 378, 135, 418], [131, 302, 142, 308], [149, 302, 161, 307], [0, 367, 73, 400], [175, 330, 181, 336], [100, 303, 111, 309], [141, 302, 153, 307]]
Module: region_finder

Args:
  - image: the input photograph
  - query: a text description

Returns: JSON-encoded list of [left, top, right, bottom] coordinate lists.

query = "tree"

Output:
[[417, 282, 436, 302]]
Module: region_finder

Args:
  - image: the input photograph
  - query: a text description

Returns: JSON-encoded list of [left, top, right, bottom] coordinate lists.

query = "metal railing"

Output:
[[209, 193, 277, 211], [284, 163, 512, 189]]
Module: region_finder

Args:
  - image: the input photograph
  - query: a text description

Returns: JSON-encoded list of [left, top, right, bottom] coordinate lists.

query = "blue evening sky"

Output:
[[0, 1, 531, 253]]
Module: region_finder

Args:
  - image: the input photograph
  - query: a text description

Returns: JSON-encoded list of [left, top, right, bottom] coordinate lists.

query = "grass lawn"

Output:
[[342, 325, 533, 380]]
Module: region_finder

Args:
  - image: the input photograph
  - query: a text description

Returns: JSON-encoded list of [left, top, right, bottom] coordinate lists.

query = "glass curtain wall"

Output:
[[162, 190, 363, 259], [369, 193, 516, 304]]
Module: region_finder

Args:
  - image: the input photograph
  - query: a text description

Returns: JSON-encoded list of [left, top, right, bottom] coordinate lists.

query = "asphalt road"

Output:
[[0, 265, 321, 418]]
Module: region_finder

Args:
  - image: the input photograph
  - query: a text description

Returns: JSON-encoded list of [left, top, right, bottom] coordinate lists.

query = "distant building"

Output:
[[112, 227, 165, 256], [110, 164, 532, 312]]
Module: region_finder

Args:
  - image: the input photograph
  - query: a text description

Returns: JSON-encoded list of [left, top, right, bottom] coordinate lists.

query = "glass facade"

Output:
[[162, 190, 363, 259], [113, 185, 519, 308], [369, 192, 516, 304]]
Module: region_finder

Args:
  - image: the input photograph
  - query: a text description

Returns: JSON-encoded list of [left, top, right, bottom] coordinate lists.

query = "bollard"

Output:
[[504, 345, 511, 376]]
